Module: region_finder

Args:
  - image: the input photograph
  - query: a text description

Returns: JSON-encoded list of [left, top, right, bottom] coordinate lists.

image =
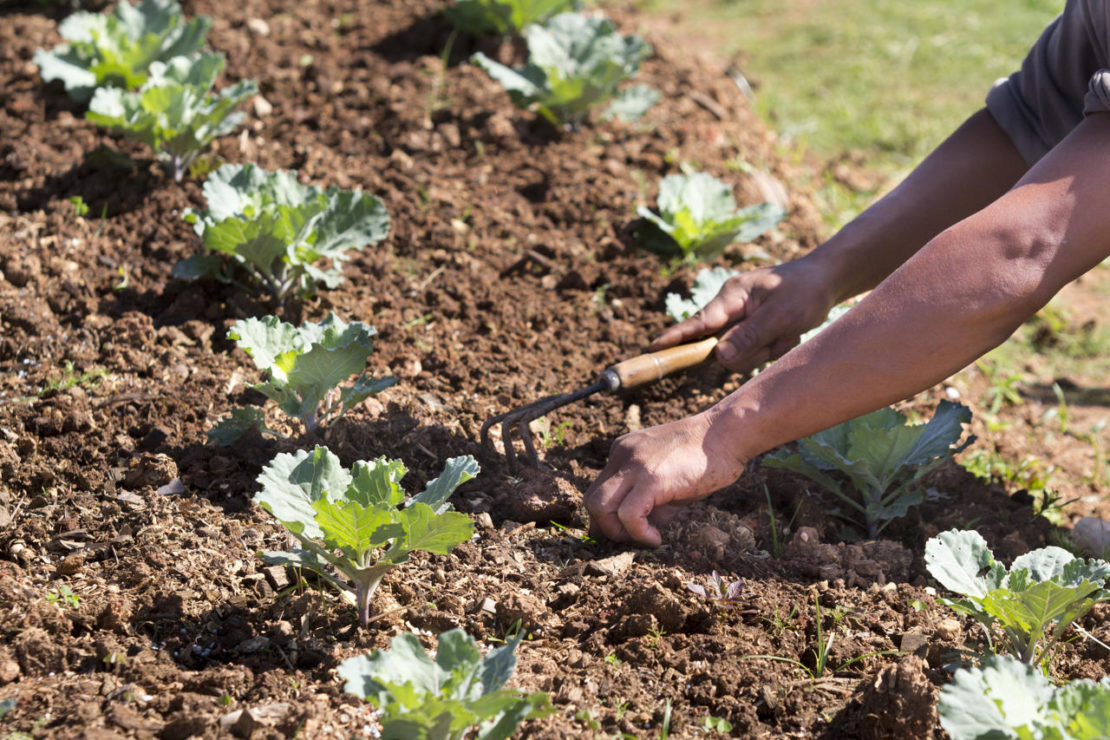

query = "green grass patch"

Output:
[[632, 0, 1058, 226]]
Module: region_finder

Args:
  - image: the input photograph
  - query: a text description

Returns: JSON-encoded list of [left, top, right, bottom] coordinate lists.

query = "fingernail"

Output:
[[718, 344, 737, 363]]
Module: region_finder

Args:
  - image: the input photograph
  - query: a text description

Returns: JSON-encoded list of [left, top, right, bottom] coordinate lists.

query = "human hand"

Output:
[[584, 412, 747, 546], [651, 257, 838, 373]]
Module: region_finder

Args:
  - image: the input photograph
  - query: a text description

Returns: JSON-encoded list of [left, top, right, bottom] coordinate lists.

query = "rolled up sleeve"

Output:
[[986, 0, 1110, 164]]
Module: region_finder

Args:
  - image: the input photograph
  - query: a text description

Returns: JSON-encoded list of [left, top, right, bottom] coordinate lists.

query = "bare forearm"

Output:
[[710, 113, 1110, 463], [805, 109, 1029, 303]]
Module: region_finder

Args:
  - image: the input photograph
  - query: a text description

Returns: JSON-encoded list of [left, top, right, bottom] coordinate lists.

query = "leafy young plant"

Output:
[[446, 0, 580, 36], [939, 654, 1110, 740], [209, 313, 395, 444], [925, 529, 1110, 666], [174, 163, 390, 299], [85, 52, 255, 181], [255, 446, 478, 626], [339, 628, 552, 739], [34, 0, 210, 101], [471, 12, 658, 127], [638, 172, 784, 262], [763, 401, 974, 538]]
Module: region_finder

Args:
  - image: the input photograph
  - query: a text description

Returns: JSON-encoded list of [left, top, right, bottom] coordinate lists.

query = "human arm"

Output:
[[587, 112, 1110, 546], [652, 108, 1030, 372]]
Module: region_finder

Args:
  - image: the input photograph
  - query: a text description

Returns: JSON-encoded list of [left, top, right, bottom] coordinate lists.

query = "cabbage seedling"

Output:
[[174, 163, 390, 299], [208, 313, 395, 444], [34, 0, 210, 101], [255, 446, 478, 627], [638, 172, 784, 262], [763, 401, 974, 538], [446, 0, 580, 36], [85, 52, 256, 181], [926, 529, 1110, 666], [939, 654, 1110, 739], [340, 628, 552, 739], [472, 12, 658, 127]]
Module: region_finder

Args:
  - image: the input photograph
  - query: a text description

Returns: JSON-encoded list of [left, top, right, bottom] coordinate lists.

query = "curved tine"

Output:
[[518, 409, 540, 468], [501, 416, 520, 472]]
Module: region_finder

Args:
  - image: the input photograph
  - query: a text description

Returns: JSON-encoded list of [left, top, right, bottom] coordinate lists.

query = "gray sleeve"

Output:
[[985, 0, 1110, 164]]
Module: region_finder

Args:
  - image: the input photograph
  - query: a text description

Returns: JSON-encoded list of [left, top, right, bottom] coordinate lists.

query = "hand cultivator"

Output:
[[481, 336, 719, 471]]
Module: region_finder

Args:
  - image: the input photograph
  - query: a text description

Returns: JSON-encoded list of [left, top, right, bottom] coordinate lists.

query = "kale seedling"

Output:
[[446, 0, 580, 36], [255, 446, 478, 626], [174, 163, 390, 299], [472, 12, 658, 127], [638, 172, 784, 262], [34, 0, 210, 101], [209, 313, 395, 444], [763, 401, 974, 538], [926, 528, 1110, 666], [340, 628, 552, 740], [939, 654, 1110, 739], [85, 52, 256, 181], [686, 571, 745, 611]]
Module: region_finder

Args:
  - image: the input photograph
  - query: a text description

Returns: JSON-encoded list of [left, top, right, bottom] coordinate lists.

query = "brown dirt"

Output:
[[2, 1, 1108, 738]]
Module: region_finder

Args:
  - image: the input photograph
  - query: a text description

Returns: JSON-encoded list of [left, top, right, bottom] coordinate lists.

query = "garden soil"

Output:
[[2, 1, 1109, 737]]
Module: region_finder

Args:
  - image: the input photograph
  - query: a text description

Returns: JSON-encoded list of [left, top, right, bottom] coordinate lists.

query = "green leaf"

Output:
[[411, 455, 480, 514], [171, 253, 223, 280], [85, 51, 255, 180], [398, 503, 475, 556], [220, 313, 391, 437], [472, 12, 651, 126], [229, 315, 302, 371], [35, 0, 211, 100], [480, 630, 523, 694], [348, 457, 408, 508], [340, 632, 448, 707], [254, 446, 351, 540], [938, 655, 1056, 740], [340, 626, 548, 740], [206, 405, 275, 446], [601, 83, 659, 122], [925, 529, 1001, 599], [764, 403, 971, 536], [185, 164, 390, 298], [311, 499, 395, 559], [637, 172, 783, 260], [664, 267, 739, 322], [255, 446, 475, 627]]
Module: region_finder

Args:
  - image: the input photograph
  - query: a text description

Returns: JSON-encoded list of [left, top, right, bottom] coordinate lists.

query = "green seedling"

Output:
[[339, 628, 552, 739], [764, 401, 974, 538], [255, 445, 478, 626], [208, 313, 395, 444], [939, 655, 1110, 739], [638, 173, 784, 262], [69, 195, 90, 217], [472, 12, 658, 127], [174, 164, 390, 300], [34, 0, 210, 100], [925, 529, 1110, 666], [86, 52, 256, 181], [46, 585, 80, 609]]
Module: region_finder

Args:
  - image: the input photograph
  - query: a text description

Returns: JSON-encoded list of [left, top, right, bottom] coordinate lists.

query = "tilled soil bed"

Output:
[[2, 1, 1107, 737]]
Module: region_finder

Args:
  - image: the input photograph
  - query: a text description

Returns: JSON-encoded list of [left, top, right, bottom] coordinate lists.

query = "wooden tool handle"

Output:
[[608, 337, 719, 389]]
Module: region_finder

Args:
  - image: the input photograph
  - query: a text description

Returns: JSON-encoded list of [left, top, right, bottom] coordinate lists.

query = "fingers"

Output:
[[617, 486, 664, 548], [650, 279, 752, 351]]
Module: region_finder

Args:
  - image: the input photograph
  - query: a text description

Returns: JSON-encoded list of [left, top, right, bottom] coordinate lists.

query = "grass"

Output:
[[631, 0, 1059, 227]]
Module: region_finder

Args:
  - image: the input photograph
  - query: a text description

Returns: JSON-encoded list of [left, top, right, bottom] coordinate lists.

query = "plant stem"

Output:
[[356, 565, 391, 627]]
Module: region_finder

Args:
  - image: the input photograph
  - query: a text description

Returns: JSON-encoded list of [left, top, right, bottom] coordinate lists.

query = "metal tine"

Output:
[[481, 379, 609, 472]]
